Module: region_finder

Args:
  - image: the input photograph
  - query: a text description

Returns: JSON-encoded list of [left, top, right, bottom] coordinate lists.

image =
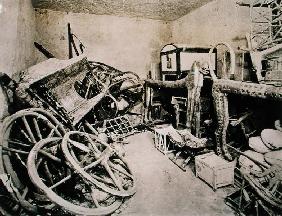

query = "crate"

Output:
[[195, 152, 235, 190]]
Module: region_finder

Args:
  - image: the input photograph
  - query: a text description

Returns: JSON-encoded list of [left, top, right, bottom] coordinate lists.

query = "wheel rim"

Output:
[[27, 137, 122, 215], [61, 131, 136, 197]]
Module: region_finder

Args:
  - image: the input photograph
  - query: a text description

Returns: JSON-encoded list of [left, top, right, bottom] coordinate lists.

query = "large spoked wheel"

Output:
[[0, 109, 66, 212], [61, 131, 136, 197], [27, 137, 122, 215]]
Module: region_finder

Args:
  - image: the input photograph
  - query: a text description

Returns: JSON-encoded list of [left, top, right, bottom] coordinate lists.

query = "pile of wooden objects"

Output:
[[0, 56, 143, 215], [0, 109, 136, 215], [225, 122, 282, 215]]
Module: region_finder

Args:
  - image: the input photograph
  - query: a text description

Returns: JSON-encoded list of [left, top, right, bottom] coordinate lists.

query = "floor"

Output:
[[119, 132, 235, 216]]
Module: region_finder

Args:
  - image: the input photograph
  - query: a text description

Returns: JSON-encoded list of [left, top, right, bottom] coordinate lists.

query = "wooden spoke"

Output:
[[109, 161, 133, 178], [22, 116, 36, 143], [47, 128, 56, 138], [38, 150, 62, 163], [90, 187, 101, 208], [85, 132, 101, 154], [83, 156, 104, 170], [112, 158, 130, 170], [6, 139, 31, 147], [21, 187, 29, 199], [50, 170, 114, 190], [90, 174, 115, 185], [47, 125, 61, 138], [33, 118, 42, 140], [103, 162, 123, 191], [53, 125, 62, 137], [50, 175, 72, 190], [1, 146, 29, 155], [20, 129, 33, 143], [15, 153, 27, 168], [68, 139, 90, 152], [43, 161, 54, 185]]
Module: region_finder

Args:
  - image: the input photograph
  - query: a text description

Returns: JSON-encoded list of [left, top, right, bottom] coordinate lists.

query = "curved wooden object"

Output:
[[27, 137, 122, 215], [0, 109, 65, 213], [61, 131, 136, 197]]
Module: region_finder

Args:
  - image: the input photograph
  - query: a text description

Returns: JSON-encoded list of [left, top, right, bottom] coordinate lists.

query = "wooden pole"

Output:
[[68, 23, 73, 59]]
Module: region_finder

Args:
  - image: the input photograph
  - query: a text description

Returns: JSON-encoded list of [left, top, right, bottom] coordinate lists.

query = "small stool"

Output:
[[154, 125, 174, 154]]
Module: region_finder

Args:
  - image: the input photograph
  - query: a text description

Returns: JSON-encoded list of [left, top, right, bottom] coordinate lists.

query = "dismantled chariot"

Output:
[[0, 55, 143, 215]]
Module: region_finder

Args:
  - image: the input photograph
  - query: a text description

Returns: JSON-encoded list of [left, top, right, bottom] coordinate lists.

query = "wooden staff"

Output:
[[226, 143, 270, 169]]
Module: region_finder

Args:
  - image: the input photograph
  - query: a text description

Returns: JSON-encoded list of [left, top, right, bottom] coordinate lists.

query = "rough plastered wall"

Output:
[[171, 0, 251, 49], [34, 9, 172, 78], [0, 0, 35, 119]]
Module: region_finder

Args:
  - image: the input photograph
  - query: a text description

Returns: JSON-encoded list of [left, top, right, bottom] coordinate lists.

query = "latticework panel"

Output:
[[250, 0, 282, 50]]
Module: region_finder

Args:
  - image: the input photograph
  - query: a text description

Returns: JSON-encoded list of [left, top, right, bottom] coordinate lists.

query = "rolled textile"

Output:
[[264, 150, 282, 166], [249, 136, 271, 153], [261, 129, 282, 150], [239, 150, 269, 172]]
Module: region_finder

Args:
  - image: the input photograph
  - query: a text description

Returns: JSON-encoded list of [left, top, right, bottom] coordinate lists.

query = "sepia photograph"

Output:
[[0, 0, 281, 215]]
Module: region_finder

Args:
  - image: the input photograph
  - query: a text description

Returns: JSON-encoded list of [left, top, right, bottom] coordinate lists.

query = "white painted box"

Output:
[[195, 152, 235, 190]]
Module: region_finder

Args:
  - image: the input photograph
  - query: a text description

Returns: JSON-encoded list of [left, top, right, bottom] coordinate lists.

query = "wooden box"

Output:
[[195, 152, 235, 190]]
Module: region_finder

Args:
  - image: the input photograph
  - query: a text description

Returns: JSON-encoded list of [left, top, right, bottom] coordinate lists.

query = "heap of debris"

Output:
[[0, 55, 143, 215]]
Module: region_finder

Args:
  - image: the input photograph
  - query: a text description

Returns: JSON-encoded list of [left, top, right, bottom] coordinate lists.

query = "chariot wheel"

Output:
[[0, 109, 66, 213], [27, 137, 123, 215], [61, 131, 136, 197]]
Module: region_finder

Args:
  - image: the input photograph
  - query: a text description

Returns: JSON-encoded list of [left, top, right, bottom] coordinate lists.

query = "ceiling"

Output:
[[32, 0, 214, 21]]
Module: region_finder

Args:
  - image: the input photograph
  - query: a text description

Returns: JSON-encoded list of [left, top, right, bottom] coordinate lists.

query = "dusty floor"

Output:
[[120, 132, 235, 216]]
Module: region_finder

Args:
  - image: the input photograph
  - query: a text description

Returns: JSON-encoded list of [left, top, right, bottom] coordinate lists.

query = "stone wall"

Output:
[[171, 0, 251, 49], [34, 9, 172, 79], [0, 0, 35, 119]]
